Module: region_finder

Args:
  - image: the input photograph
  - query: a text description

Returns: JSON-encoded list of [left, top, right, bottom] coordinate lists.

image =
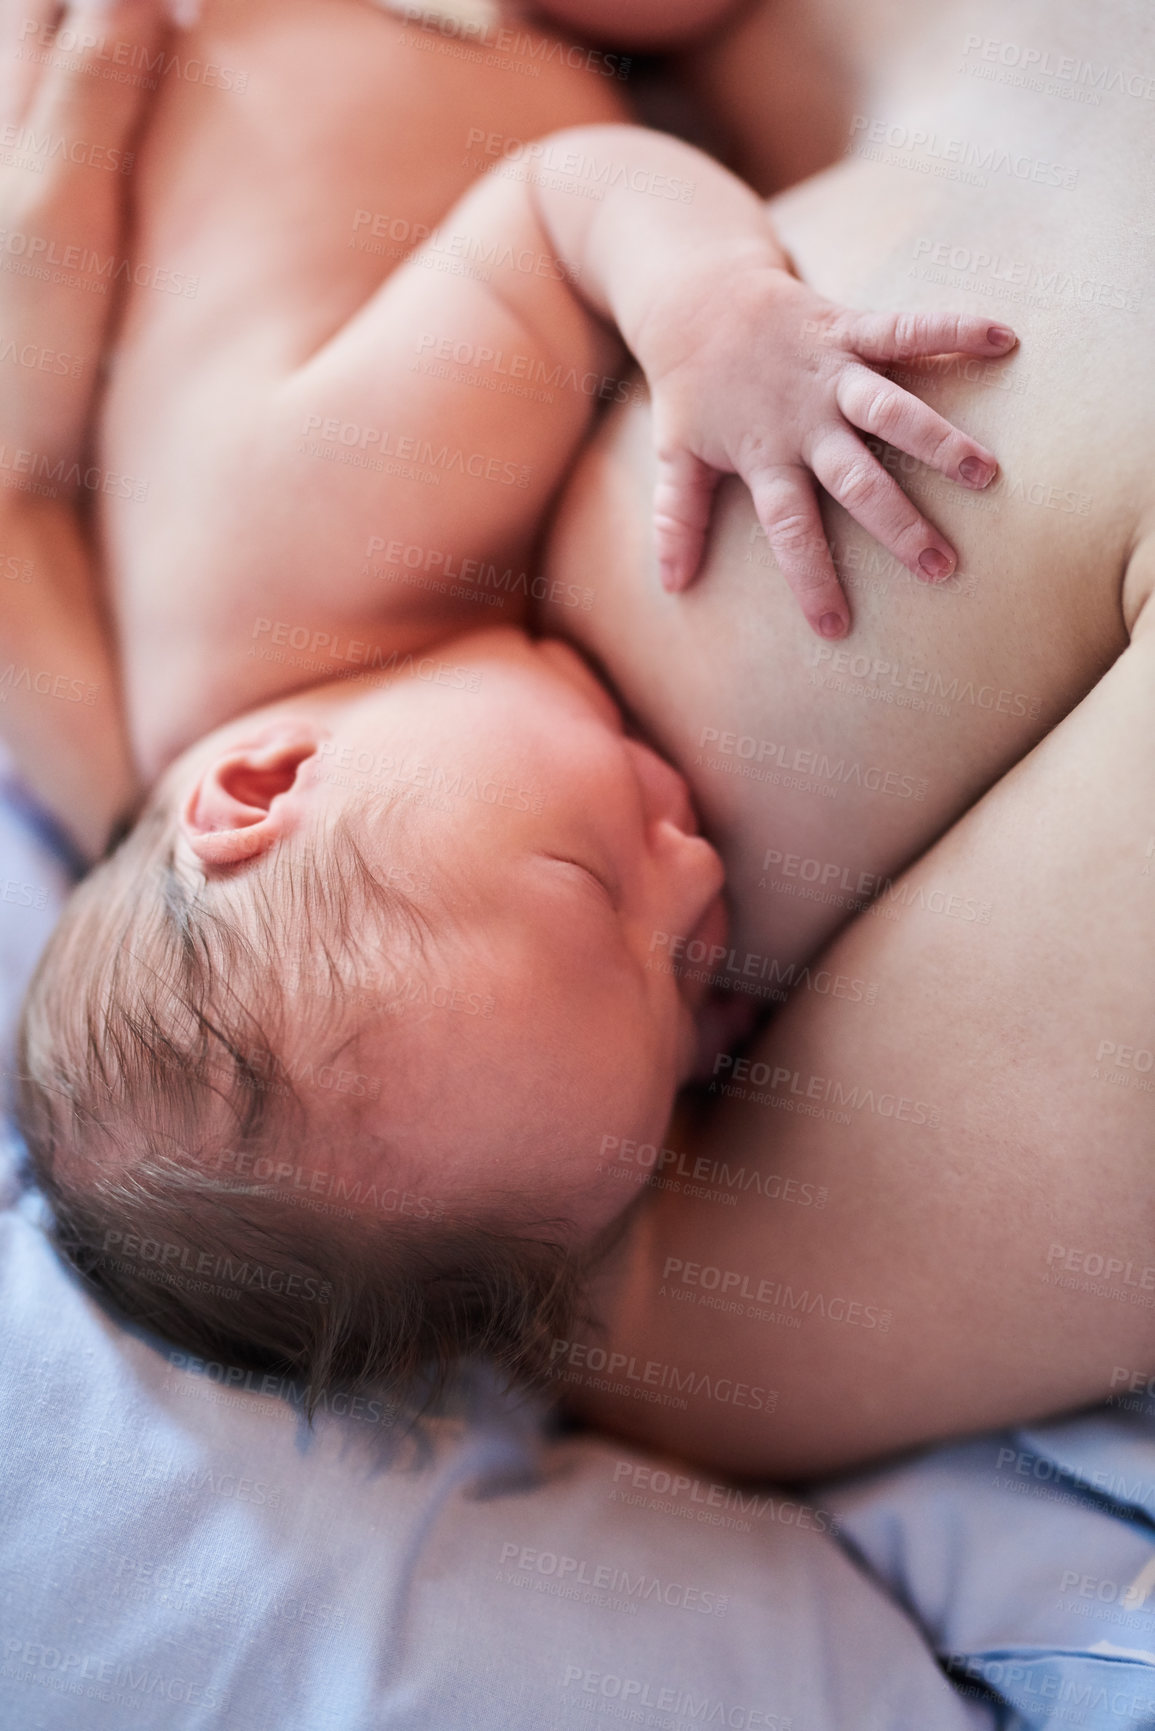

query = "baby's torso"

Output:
[[98, 0, 627, 778], [540, 0, 1155, 977]]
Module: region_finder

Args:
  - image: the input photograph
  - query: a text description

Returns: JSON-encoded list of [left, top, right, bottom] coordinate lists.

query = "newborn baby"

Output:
[[7, 0, 1007, 1408]]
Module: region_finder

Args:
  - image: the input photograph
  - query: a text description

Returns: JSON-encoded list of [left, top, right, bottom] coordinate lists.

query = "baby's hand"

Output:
[[645, 259, 1016, 638]]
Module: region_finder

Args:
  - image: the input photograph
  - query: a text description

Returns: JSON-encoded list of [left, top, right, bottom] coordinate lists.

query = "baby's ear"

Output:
[[180, 727, 319, 869]]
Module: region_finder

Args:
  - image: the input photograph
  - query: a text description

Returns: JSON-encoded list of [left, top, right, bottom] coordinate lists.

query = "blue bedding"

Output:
[[2, 751, 1152, 1730]]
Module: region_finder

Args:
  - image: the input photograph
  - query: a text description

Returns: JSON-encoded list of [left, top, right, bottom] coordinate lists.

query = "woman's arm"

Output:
[[0, 504, 136, 861], [0, 0, 166, 859]]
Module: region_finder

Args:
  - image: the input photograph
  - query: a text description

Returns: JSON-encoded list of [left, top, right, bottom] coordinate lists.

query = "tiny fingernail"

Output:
[[918, 548, 952, 581], [818, 612, 846, 639], [987, 325, 1015, 348], [959, 456, 993, 487]]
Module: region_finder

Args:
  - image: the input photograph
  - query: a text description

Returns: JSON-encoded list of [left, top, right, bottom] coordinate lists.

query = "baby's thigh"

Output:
[[565, 605, 1155, 1481]]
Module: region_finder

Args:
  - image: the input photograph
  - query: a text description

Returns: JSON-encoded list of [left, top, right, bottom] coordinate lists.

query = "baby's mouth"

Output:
[[676, 887, 731, 1011]]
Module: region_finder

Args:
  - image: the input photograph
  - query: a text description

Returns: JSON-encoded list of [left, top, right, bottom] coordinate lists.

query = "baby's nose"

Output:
[[623, 738, 698, 835]]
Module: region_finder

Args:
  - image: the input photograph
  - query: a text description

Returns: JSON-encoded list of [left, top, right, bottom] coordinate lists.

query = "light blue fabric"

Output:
[[824, 1413, 1155, 1729]]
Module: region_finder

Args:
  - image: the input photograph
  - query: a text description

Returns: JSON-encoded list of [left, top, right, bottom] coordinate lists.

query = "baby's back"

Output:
[[541, 0, 1155, 976], [97, 0, 627, 778]]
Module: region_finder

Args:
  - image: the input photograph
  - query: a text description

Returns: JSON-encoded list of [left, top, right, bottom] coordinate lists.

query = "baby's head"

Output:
[[18, 626, 726, 1408]]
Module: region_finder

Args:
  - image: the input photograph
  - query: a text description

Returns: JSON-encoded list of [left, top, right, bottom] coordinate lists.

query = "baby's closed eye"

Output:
[[541, 854, 620, 911]]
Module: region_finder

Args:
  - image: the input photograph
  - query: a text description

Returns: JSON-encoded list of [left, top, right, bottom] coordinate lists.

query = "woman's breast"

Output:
[[538, 154, 1148, 970]]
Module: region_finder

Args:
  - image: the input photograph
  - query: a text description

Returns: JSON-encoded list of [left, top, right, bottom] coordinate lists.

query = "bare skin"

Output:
[[0, 0, 1006, 1238], [539, 0, 1155, 1474], [4, 0, 1152, 1477], [96, 0, 1004, 781]]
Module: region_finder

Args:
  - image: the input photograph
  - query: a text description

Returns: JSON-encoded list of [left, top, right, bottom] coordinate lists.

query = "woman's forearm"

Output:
[[0, 501, 139, 862]]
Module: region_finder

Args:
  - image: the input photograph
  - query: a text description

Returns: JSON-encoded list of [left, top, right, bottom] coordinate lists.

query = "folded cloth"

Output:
[[823, 1412, 1155, 1731]]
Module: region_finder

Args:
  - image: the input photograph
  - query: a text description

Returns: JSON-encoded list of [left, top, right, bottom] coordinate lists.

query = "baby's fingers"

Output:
[[653, 446, 721, 593], [838, 310, 1017, 363], [835, 364, 998, 489], [749, 466, 849, 640], [809, 428, 957, 584]]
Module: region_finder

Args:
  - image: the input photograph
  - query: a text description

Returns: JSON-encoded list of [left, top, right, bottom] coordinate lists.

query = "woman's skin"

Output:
[[542, 0, 1155, 1475]]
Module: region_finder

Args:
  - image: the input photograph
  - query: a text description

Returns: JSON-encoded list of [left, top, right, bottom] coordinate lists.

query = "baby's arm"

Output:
[[258, 122, 1011, 669], [525, 125, 1015, 637], [0, 0, 163, 858]]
